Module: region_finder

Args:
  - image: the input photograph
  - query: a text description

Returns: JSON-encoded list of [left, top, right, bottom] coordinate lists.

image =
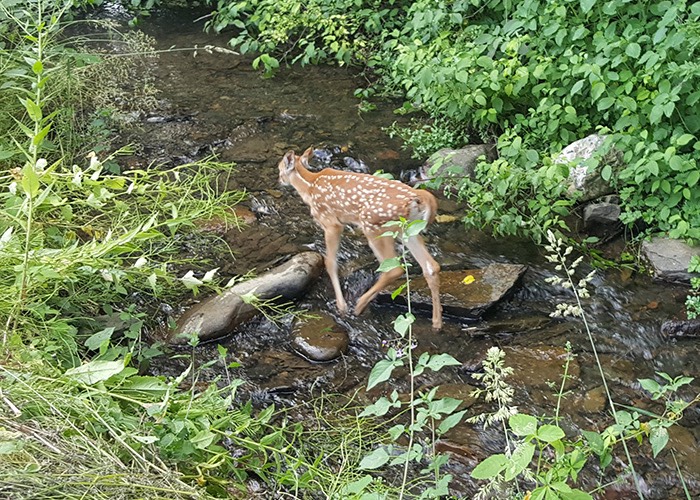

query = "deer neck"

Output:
[[289, 164, 318, 205]]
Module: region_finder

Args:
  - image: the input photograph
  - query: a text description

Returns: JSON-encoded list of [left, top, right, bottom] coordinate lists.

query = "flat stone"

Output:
[[377, 263, 527, 320], [641, 237, 700, 284], [292, 312, 349, 362], [503, 345, 581, 391], [170, 252, 323, 344]]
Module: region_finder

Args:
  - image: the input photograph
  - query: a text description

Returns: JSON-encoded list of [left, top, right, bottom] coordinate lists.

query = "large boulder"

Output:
[[413, 144, 498, 187], [377, 263, 527, 320], [641, 237, 700, 284], [170, 252, 324, 344], [557, 134, 623, 202]]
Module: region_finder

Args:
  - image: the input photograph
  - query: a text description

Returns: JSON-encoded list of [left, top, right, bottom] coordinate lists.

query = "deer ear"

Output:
[[282, 150, 296, 172], [300, 147, 314, 166]]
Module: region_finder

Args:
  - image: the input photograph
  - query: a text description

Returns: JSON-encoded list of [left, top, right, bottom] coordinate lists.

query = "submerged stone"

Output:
[[292, 312, 349, 362], [170, 252, 323, 344], [376, 263, 527, 320]]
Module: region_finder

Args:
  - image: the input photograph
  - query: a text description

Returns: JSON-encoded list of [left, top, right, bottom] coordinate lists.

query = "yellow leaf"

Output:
[[435, 214, 459, 223], [462, 275, 475, 285]]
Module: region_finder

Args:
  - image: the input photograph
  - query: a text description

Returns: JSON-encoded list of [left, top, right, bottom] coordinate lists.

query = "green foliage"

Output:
[[215, 0, 700, 242], [686, 255, 700, 318], [358, 218, 463, 498], [206, 0, 409, 74]]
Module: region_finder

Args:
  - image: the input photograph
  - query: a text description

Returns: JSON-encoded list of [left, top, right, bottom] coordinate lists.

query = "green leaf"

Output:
[[601, 164, 612, 181], [649, 427, 669, 457], [190, 429, 216, 450], [505, 441, 536, 481], [393, 313, 415, 336], [437, 409, 467, 435], [625, 43, 641, 58], [22, 97, 42, 122], [509, 413, 538, 436], [405, 219, 428, 237], [638, 378, 661, 394], [537, 424, 566, 443], [64, 360, 124, 385], [359, 396, 395, 417], [360, 447, 391, 469], [676, 134, 695, 146], [471, 453, 508, 479], [84, 327, 115, 351], [32, 60, 43, 75], [21, 163, 40, 199], [378, 257, 402, 272], [367, 359, 402, 390], [580, 0, 596, 14], [425, 353, 462, 372]]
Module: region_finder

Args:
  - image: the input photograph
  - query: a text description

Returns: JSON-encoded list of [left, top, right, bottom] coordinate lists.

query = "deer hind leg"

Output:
[[355, 234, 404, 316], [323, 222, 348, 315], [405, 234, 442, 330]]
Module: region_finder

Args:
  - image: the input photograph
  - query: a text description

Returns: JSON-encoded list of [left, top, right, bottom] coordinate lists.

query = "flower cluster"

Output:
[[544, 230, 595, 317]]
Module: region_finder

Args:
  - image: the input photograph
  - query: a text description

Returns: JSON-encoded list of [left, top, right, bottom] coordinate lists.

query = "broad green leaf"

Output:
[[425, 353, 462, 372], [676, 133, 695, 146], [393, 313, 414, 336], [437, 409, 467, 435], [21, 163, 40, 199], [367, 359, 402, 390], [505, 441, 536, 481], [190, 429, 216, 450], [625, 43, 641, 58], [359, 396, 394, 417], [342, 475, 373, 494], [471, 453, 507, 479], [601, 164, 612, 181], [580, 0, 596, 14], [509, 413, 538, 436], [64, 359, 124, 385], [84, 326, 115, 351], [537, 424, 565, 443], [0, 441, 22, 454], [650, 427, 669, 457], [405, 219, 428, 237], [638, 378, 661, 394], [359, 447, 391, 469], [378, 256, 402, 272]]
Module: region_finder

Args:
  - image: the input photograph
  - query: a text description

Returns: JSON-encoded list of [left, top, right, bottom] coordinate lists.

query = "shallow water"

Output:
[[115, 7, 700, 497]]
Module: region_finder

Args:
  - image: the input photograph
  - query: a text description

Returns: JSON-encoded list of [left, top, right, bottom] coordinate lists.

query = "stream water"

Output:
[[105, 6, 700, 498]]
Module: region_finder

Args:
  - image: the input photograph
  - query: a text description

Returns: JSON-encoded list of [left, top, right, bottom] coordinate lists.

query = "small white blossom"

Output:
[[35, 158, 47, 172], [133, 256, 148, 268], [8, 182, 17, 195]]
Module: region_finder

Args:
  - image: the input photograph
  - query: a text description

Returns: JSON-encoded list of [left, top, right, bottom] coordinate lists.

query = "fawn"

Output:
[[278, 147, 442, 330]]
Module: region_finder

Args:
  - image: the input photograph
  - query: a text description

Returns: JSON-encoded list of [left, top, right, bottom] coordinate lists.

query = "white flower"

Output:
[[133, 256, 148, 268], [35, 158, 47, 172], [8, 182, 17, 195]]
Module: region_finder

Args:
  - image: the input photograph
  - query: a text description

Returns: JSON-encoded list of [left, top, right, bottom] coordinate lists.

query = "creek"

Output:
[[108, 6, 699, 498]]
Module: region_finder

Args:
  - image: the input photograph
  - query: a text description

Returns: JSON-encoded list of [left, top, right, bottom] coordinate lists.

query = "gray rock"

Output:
[[583, 200, 622, 238], [292, 312, 349, 362], [641, 237, 700, 283], [415, 144, 497, 187], [170, 252, 324, 344], [661, 319, 700, 338], [376, 263, 527, 320], [557, 134, 623, 202]]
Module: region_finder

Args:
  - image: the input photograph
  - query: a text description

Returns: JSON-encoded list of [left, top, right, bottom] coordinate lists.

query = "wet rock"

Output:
[[376, 149, 401, 161], [641, 237, 700, 284], [292, 312, 349, 362], [464, 315, 554, 337], [377, 263, 527, 320], [197, 206, 255, 235], [580, 385, 607, 413], [583, 198, 623, 239], [557, 133, 623, 202], [661, 319, 700, 337], [502, 345, 581, 391], [343, 156, 369, 173], [414, 144, 497, 187], [170, 252, 324, 344]]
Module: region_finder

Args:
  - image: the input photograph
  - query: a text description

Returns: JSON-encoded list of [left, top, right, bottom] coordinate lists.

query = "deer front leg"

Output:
[[405, 235, 442, 330], [323, 223, 348, 315], [355, 235, 404, 316]]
